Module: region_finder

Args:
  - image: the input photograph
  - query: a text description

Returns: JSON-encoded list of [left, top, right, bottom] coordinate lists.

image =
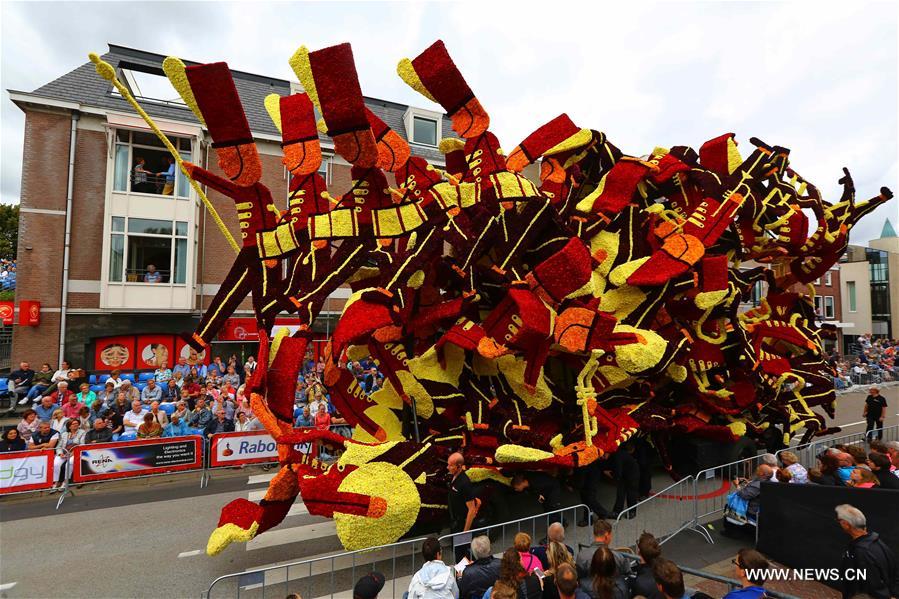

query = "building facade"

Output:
[[8, 44, 538, 369]]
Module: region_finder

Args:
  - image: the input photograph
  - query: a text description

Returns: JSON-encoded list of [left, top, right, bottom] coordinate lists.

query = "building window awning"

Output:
[[107, 112, 200, 137]]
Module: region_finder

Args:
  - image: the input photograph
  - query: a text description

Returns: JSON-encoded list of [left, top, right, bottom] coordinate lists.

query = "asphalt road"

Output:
[[0, 385, 895, 599]]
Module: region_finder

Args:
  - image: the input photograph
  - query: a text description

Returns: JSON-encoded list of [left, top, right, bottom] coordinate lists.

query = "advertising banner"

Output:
[[94, 335, 136, 371], [209, 430, 312, 467], [137, 334, 175, 369], [0, 301, 14, 325], [0, 450, 54, 494], [175, 338, 210, 366], [73, 437, 202, 482], [18, 300, 41, 326]]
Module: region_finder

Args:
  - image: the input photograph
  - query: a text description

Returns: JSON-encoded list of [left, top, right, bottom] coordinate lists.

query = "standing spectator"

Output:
[[651, 558, 688, 599], [154, 360, 172, 383], [863, 386, 887, 441], [406, 536, 458, 599], [16, 409, 39, 444], [631, 533, 665, 599], [867, 453, 899, 489], [132, 156, 151, 192], [148, 401, 169, 428], [27, 421, 59, 451], [85, 418, 113, 444], [0, 429, 26, 452], [61, 393, 85, 420], [21, 363, 53, 404], [53, 418, 85, 489], [530, 522, 574, 570], [9, 361, 34, 402], [723, 549, 769, 599], [542, 541, 577, 599], [156, 156, 176, 195], [513, 533, 541, 574], [576, 520, 631, 580], [353, 572, 385, 599], [137, 413, 163, 438], [458, 536, 500, 599], [580, 546, 628, 599], [189, 397, 213, 430], [552, 563, 590, 599], [123, 400, 149, 435], [141, 379, 163, 404]]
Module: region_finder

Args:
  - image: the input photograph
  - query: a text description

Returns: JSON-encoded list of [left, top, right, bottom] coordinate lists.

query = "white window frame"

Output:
[[113, 129, 193, 200], [847, 281, 857, 313], [813, 296, 823, 317], [814, 277, 821, 286], [108, 216, 190, 286], [824, 295, 835, 319], [403, 106, 443, 147], [824, 272, 832, 286]]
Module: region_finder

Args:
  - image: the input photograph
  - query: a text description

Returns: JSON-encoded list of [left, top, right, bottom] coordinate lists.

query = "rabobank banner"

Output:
[[209, 431, 313, 467]]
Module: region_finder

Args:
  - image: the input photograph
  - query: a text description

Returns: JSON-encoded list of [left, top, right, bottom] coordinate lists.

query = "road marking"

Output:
[[246, 521, 336, 551], [177, 549, 204, 558], [0, 582, 17, 591], [248, 473, 277, 485]]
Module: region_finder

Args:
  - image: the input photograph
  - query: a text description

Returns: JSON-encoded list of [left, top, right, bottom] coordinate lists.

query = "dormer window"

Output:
[[403, 107, 442, 147]]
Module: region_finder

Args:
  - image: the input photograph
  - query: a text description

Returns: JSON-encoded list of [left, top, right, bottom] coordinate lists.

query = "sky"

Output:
[[2, 0, 897, 244]]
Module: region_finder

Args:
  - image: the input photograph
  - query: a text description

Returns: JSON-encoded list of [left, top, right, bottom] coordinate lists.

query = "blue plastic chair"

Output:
[[88, 375, 98, 385], [89, 384, 104, 393], [138, 372, 154, 382], [119, 431, 137, 441], [120, 373, 135, 383], [159, 403, 175, 415], [99, 374, 111, 383], [136, 382, 147, 393]]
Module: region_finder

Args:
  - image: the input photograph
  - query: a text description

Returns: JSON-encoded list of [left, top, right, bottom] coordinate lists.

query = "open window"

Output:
[[113, 129, 192, 198], [109, 217, 189, 284]]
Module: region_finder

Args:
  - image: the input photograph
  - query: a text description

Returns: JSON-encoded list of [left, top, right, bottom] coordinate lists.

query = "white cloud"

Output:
[[1, 0, 896, 244]]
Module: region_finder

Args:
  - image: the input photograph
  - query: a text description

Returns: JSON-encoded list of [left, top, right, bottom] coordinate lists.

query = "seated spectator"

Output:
[[576, 520, 630, 580], [50, 408, 66, 433], [105, 369, 123, 390], [88, 399, 104, 423], [651, 558, 688, 599], [0, 428, 26, 452], [406, 536, 458, 599], [314, 403, 331, 430], [867, 452, 899, 489], [204, 409, 234, 438], [836, 504, 899, 599], [580, 546, 628, 599], [75, 382, 96, 408], [308, 390, 327, 419], [848, 467, 879, 488], [223, 365, 241, 388], [46, 381, 74, 406], [148, 401, 169, 427], [154, 360, 172, 383], [85, 417, 113, 444], [234, 411, 252, 432], [173, 357, 191, 379], [183, 376, 203, 409], [163, 414, 190, 437], [885, 441, 899, 471], [161, 379, 179, 403], [137, 412, 163, 439], [532, 522, 574, 569], [731, 464, 774, 521], [122, 400, 149, 434], [33, 395, 59, 422], [220, 382, 236, 402], [204, 381, 220, 402], [9, 361, 34, 402], [16, 409, 39, 444], [171, 400, 191, 424], [108, 391, 131, 415], [778, 451, 808, 484], [553, 562, 589, 599], [48, 361, 72, 393], [211, 395, 235, 420], [119, 379, 140, 404], [206, 367, 221, 386], [97, 381, 117, 406], [28, 420, 59, 450], [723, 549, 769, 599], [61, 393, 85, 420], [102, 409, 124, 440], [77, 406, 91, 431], [21, 363, 53, 404], [53, 418, 85, 489], [189, 397, 213, 430], [296, 405, 313, 428], [631, 532, 664, 599], [459, 535, 501, 599], [141, 379, 163, 403], [172, 370, 185, 389], [514, 532, 540, 574], [295, 381, 307, 405]]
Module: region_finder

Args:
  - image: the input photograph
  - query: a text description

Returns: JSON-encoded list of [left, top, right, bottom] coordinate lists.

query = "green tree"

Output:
[[0, 204, 18, 260]]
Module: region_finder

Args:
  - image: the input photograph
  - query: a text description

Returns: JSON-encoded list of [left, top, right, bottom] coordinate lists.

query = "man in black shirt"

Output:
[[9, 361, 34, 404], [864, 386, 888, 441], [85, 418, 113, 445], [447, 452, 480, 561], [511, 471, 562, 518], [102, 409, 124, 440]]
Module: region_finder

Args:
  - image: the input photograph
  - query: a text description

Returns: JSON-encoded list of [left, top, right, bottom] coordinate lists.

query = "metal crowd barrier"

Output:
[[204, 504, 592, 599], [776, 424, 899, 469], [691, 452, 769, 539], [613, 476, 701, 550]]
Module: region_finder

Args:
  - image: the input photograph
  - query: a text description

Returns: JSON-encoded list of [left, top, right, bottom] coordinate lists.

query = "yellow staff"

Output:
[[88, 53, 239, 254]]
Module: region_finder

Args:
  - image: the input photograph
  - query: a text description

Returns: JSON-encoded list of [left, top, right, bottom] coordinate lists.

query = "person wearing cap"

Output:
[[164, 59, 283, 351], [353, 571, 385, 599]]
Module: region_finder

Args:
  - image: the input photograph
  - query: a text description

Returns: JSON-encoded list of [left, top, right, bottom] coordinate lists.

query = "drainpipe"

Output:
[[58, 111, 79, 364]]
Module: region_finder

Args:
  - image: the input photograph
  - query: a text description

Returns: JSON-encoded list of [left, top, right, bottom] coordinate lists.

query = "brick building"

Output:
[[8, 44, 537, 370]]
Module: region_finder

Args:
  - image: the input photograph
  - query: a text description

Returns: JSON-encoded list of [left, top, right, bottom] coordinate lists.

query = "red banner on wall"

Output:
[[175, 338, 210, 367], [94, 335, 136, 371], [0, 301, 13, 325], [137, 335, 175, 370], [18, 300, 40, 326]]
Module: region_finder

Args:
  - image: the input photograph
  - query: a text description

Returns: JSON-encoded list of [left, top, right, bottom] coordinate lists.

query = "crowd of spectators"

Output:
[[0, 258, 16, 290], [828, 334, 899, 389]]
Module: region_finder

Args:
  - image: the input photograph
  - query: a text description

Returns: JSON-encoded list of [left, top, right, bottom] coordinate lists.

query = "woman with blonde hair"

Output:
[[542, 541, 575, 599], [50, 408, 66, 433], [778, 451, 808, 484]]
